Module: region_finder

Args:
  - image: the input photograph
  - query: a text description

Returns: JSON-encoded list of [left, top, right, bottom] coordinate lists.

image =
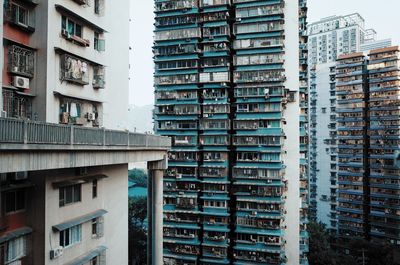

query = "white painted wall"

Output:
[[30, 0, 129, 129], [283, 0, 300, 264], [43, 165, 128, 265], [314, 62, 336, 228]]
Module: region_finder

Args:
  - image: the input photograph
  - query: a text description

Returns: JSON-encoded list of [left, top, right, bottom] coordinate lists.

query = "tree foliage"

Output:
[[308, 221, 400, 265], [128, 168, 148, 187], [128, 196, 148, 265]]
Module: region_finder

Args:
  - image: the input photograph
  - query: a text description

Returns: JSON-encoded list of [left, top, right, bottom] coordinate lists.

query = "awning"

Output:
[[52, 209, 107, 231], [65, 246, 107, 265], [15, 91, 35, 97], [55, 5, 107, 33], [54, 91, 103, 103], [0, 227, 33, 244], [54, 47, 104, 66], [0, 182, 34, 192], [52, 174, 108, 188]]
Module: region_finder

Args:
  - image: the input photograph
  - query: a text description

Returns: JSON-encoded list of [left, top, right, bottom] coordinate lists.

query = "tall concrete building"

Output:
[[153, 0, 308, 264], [307, 13, 391, 229], [0, 0, 171, 265], [335, 46, 400, 245]]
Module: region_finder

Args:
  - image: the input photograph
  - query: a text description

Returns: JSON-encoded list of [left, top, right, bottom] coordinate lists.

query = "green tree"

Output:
[[128, 196, 148, 265], [128, 169, 148, 187]]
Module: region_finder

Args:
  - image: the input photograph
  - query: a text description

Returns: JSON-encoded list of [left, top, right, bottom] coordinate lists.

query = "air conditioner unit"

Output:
[[176, 174, 182, 179], [14, 171, 28, 181], [13, 76, 29, 89], [87, 112, 96, 121], [0, 111, 7, 118], [50, 247, 63, 259], [61, 29, 72, 39]]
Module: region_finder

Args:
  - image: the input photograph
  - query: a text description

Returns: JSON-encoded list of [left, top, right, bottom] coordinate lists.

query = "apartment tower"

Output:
[[307, 13, 391, 230], [0, 0, 171, 264], [334, 46, 400, 245], [154, 0, 308, 264]]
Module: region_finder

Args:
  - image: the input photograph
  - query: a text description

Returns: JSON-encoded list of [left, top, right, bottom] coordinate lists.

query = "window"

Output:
[[94, 32, 105, 52], [5, 236, 27, 263], [59, 184, 81, 207], [9, 3, 34, 29], [321, 107, 327, 113], [60, 225, 81, 247], [94, 0, 105, 15], [8, 45, 35, 77], [92, 180, 98, 198], [4, 189, 25, 213], [91, 217, 104, 237], [62, 16, 82, 37], [90, 251, 106, 265]]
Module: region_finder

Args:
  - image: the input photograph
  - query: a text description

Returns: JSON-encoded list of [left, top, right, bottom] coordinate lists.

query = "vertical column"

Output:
[[147, 156, 167, 265]]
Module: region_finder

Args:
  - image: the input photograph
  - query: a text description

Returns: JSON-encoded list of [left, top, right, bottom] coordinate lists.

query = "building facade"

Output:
[[307, 13, 391, 228], [0, 1, 171, 265], [335, 46, 400, 245], [1, 0, 129, 130], [153, 0, 308, 264]]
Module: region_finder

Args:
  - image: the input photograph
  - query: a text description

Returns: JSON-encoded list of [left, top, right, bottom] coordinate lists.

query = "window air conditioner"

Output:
[[87, 112, 96, 121], [13, 76, 30, 89], [14, 171, 28, 181], [50, 247, 64, 260]]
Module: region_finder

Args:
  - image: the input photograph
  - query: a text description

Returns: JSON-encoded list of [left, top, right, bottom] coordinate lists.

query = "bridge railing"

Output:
[[0, 117, 171, 149]]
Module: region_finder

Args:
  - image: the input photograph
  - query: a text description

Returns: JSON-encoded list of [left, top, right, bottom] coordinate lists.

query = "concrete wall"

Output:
[[0, 1, 3, 113], [29, 165, 128, 265], [29, 0, 129, 129], [283, 0, 300, 263], [314, 63, 336, 228]]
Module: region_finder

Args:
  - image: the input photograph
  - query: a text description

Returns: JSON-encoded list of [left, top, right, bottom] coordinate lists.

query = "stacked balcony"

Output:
[[154, 1, 201, 263], [367, 46, 400, 244], [335, 53, 368, 238], [232, 0, 286, 264], [298, 1, 309, 263], [198, 1, 232, 263]]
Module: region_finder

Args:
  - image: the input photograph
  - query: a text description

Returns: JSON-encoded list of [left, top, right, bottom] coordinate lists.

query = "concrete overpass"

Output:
[[0, 117, 169, 265]]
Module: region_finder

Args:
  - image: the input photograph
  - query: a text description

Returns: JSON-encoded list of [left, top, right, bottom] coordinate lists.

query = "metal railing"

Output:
[[0, 117, 171, 149]]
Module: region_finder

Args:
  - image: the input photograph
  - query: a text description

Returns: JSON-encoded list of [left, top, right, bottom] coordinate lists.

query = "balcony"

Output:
[[92, 66, 105, 89], [60, 54, 89, 85], [8, 45, 35, 78]]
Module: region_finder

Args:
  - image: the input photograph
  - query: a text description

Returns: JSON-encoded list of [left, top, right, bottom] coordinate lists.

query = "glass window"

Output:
[[5, 190, 25, 213], [6, 236, 27, 263], [60, 225, 81, 247], [59, 184, 81, 207]]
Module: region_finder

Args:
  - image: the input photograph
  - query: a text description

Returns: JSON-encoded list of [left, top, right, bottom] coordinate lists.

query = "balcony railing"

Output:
[[0, 117, 171, 148]]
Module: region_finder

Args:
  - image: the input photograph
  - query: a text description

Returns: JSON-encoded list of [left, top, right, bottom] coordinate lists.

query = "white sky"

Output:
[[129, 0, 400, 106]]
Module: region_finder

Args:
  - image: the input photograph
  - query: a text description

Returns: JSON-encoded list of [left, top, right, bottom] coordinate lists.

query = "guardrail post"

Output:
[[127, 131, 130, 146], [70, 125, 74, 145], [102, 127, 106, 146], [23, 120, 28, 144]]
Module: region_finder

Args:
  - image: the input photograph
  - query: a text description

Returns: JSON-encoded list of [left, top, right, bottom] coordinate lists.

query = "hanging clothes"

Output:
[[70, 102, 78, 117]]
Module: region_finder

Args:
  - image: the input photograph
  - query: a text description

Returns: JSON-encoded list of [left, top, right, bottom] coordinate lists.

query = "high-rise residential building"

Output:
[[307, 13, 391, 229], [0, 0, 171, 264], [153, 0, 308, 264], [334, 46, 400, 245], [367, 46, 400, 244], [336, 52, 369, 238]]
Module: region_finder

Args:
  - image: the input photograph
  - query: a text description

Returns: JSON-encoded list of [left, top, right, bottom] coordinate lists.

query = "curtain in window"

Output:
[[6, 236, 26, 263]]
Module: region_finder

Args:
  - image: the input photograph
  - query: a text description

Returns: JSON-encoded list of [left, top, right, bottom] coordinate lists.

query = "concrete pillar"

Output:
[[147, 156, 167, 265]]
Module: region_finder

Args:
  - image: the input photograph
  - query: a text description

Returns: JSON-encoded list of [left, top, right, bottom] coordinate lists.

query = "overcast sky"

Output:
[[129, 0, 400, 106]]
